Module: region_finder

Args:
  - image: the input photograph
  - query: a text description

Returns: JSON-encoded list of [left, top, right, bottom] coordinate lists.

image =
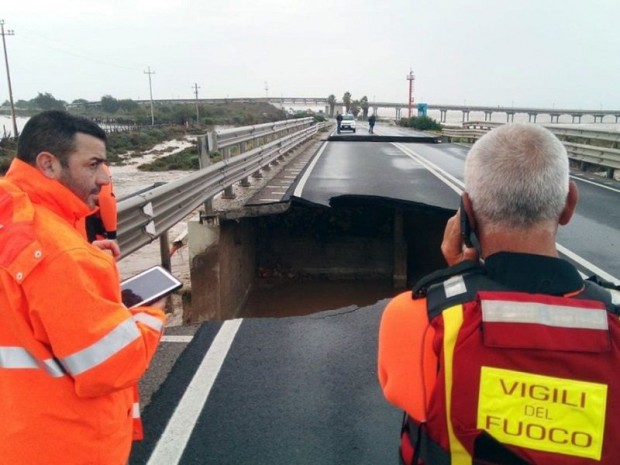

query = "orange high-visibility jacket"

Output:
[[0, 159, 166, 465], [81, 163, 117, 241]]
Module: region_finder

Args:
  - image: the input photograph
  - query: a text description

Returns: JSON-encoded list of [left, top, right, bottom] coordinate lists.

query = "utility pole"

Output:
[[406, 68, 415, 119], [0, 20, 18, 138], [192, 82, 200, 125], [144, 66, 155, 125]]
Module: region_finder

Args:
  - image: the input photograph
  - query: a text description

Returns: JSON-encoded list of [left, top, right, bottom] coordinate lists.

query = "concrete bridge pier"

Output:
[[484, 111, 492, 121], [528, 113, 538, 123], [393, 210, 407, 289], [185, 216, 256, 323]]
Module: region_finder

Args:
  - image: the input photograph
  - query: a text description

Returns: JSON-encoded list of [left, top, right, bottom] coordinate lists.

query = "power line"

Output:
[[0, 19, 18, 137], [192, 82, 200, 125], [16, 27, 144, 72]]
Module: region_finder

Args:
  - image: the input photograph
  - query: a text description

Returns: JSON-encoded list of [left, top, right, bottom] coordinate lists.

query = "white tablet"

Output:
[[121, 265, 183, 308]]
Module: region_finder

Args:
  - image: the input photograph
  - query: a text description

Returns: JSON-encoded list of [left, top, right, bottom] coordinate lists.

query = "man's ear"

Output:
[[559, 181, 579, 226], [35, 152, 61, 180]]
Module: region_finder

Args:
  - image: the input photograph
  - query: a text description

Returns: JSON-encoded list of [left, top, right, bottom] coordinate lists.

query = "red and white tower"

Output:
[[406, 69, 415, 118]]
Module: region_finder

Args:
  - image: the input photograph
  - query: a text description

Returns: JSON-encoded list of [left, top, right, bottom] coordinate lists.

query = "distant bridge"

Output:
[[35, 97, 620, 124]]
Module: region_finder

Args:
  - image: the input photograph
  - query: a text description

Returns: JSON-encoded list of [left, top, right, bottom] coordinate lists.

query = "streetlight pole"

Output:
[[144, 66, 155, 125], [0, 19, 18, 138]]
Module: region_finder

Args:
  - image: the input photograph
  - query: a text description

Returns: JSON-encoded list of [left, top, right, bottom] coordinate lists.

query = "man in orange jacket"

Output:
[[378, 123, 620, 464], [0, 111, 167, 465]]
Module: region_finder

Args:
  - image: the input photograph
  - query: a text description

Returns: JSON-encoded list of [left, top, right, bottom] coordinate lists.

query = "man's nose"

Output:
[[98, 166, 112, 185]]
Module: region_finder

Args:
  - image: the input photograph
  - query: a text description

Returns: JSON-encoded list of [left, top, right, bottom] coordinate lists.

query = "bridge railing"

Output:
[[207, 117, 315, 156], [116, 118, 328, 263], [442, 121, 620, 177]]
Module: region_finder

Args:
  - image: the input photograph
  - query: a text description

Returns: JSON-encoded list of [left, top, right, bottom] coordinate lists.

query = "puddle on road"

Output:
[[239, 279, 398, 318]]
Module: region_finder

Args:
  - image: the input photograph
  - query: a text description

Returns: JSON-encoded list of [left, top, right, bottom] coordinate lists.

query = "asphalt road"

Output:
[[131, 304, 402, 465], [130, 122, 620, 465]]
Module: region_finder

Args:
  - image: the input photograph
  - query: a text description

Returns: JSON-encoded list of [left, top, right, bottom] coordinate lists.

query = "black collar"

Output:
[[484, 252, 583, 296]]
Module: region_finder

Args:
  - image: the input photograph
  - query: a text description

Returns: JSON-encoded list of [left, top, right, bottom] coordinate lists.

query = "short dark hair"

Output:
[[17, 111, 107, 166]]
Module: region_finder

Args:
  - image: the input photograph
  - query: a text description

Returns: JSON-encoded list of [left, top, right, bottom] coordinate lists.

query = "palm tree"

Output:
[[343, 92, 352, 114], [360, 96, 369, 120], [327, 94, 337, 117]]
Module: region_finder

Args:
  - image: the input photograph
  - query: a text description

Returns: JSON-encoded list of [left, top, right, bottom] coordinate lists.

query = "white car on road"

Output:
[[339, 114, 356, 133]]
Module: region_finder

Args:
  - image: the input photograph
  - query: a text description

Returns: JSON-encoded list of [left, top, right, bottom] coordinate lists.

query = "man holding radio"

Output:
[[0, 111, 167, 465], [378, 123, 620, 464]]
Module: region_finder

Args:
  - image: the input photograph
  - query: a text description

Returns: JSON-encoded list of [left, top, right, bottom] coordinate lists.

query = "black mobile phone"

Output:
[[460, 197, 475, 249], [121, 265, 183, 308]]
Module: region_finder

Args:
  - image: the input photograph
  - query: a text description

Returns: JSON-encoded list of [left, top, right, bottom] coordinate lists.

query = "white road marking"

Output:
[[161, 335, 193, 343], [393, 142, 465, 194], [148, 318, 243, 465], [571, 174, 620, 193], [293, 141, 329, 198]]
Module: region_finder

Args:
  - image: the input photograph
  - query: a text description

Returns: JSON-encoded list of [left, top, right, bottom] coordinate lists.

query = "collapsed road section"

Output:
[[183, 195, 453, 322]]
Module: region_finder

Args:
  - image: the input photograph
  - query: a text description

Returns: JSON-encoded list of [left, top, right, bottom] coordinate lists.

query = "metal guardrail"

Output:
[[563, 143, 620, 170], [442, 121, 620, 176], [116, 118, 325, 261], [207, 117, 314, 155]]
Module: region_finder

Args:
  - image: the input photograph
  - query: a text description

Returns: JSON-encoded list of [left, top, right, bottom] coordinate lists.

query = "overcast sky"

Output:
[[1, 0, 619, 109]]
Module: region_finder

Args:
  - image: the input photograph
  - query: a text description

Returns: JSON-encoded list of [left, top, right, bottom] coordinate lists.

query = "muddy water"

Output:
[[240, 279, 398, 318], [110, 137, 196, 199]]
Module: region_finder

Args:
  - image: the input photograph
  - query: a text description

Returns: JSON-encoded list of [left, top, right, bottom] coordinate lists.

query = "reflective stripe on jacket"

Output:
[[0, 159, 166, 465], [378, 264, 620, 465]]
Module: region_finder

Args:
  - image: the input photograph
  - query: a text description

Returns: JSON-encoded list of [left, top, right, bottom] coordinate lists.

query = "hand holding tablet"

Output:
[[121, 266, 183, 308]]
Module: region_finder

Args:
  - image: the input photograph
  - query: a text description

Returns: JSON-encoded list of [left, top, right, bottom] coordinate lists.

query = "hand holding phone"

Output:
[[441, 197, 480, 266], [460, 197, 475, 249]]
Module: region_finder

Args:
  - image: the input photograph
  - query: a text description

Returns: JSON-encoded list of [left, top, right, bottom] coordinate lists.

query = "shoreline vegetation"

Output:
[[0, 100, 326, 175]]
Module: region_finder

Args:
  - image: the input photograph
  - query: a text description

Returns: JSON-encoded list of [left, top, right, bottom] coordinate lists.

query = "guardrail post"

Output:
[[221, 130, 236, 199], [159, 230, 172, 271], [197, 135, 211, 168], [198, 135, 214, 213], [222, 142, 236, 198], [206, 131, 217, 154]]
